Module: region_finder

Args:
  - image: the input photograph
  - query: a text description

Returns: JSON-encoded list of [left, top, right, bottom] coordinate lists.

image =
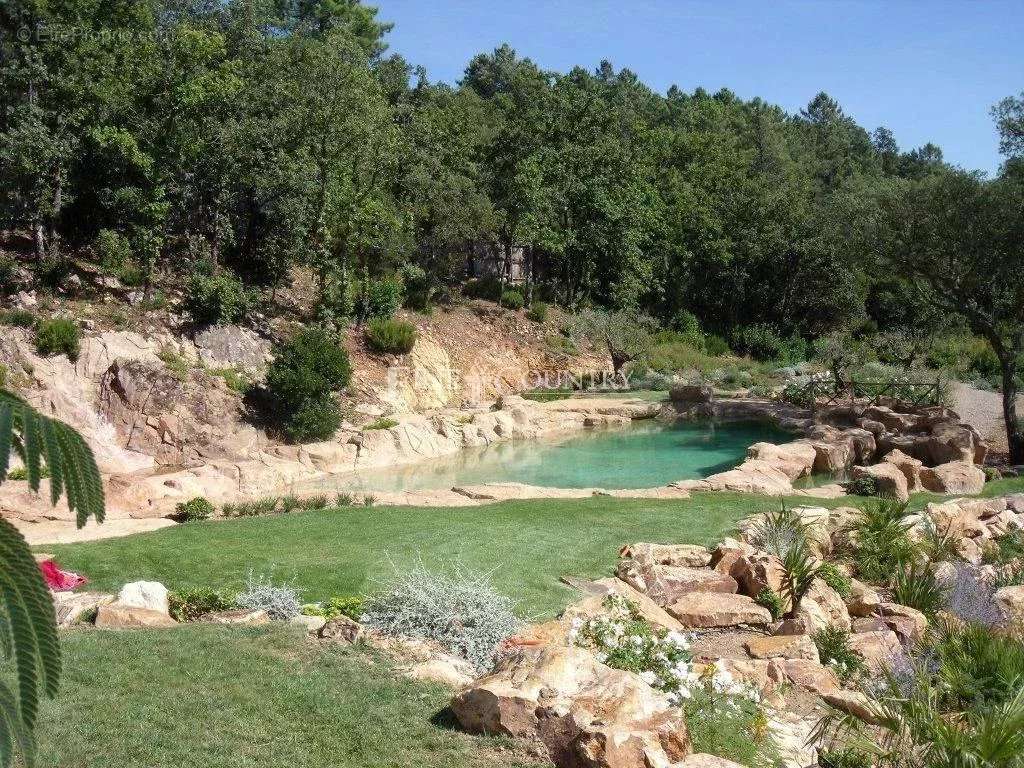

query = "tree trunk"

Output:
[[1002, 361, 1024, 465], [32, 220, 46, 261]]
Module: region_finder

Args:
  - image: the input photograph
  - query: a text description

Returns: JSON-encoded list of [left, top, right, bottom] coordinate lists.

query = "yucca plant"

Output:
[[0, 389, 104, 765], [853, 498, 918, 583]]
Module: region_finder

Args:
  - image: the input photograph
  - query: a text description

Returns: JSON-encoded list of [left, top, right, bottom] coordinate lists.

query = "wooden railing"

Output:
[[786, 376, 945, 416]]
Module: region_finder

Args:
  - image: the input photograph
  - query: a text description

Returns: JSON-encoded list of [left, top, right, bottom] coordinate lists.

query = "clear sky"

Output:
[[376, 0, 1023, 175]]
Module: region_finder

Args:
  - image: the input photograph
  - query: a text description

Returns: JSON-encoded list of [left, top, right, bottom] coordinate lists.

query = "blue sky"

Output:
[[377, 0, 1023, 174]]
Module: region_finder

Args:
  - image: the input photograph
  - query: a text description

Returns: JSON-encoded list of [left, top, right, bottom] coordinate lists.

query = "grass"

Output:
[[43, 494, 784, 618], [39, 625, 541, 768]]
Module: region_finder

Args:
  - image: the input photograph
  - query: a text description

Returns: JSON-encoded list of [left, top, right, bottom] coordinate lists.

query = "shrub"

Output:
[[499, 289, 524, 310], [812, 626, 865, 683], [982, 530, 1024, 565], [173, 496, 214, 522], [184, 268, 255, 326], [890, 561, 944, 617], [818, 748, 873, 768], [703, 334, 730, 356], [818, 562, 852, 599], [0, 254, 17, 294], [462, 276, 502, 301], [733, 324, 806, 363], [398, 263, 432, 310], [302, 494, 329, 510], [94, 228, 146, 287], [0, 309, 35, 328], [354, 274, 404, 321], [843, 474, 880, 498], [362, 561, 523, 672], [746, 505, 807, 555], [234, 571, 302, 620], [34, 317, 80, 361], [364, 417, 398, 430], [526, 301, 548, 323], [853, 499, 918, 583], [754, 587, 785, 621], [301, 596, 364, 621], [335, 492, 355, 507], [364, 318, 417, 354], [169, 587, 236, 622], [158, 346, 191, 381], [264, 327, 352, 443], [935, 622, 1024, 710]]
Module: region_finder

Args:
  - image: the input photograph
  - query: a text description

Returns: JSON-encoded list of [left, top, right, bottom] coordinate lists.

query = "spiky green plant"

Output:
[[890, 560, 945, 618], [0, 389, 105, 765]]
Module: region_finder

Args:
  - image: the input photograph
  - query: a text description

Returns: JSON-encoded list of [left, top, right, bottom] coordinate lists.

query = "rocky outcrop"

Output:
[[451, 645, 691, 768], [666, 593, 772, 628]]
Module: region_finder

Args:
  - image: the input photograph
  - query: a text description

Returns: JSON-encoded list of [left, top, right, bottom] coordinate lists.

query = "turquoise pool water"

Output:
[[322, 420, 791, 493]]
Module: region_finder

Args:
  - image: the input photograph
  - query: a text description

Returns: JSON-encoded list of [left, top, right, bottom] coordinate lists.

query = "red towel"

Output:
[[39, 560, 87, 591]]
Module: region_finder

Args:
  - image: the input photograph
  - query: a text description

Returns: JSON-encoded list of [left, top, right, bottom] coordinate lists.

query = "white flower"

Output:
[[639, 671, 657, 686]]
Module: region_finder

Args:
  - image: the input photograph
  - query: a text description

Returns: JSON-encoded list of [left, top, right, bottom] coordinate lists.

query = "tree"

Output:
[[569, 309, 658, 375], [875, 170, 1024, 463], [0, 390, 105, 765], [992, 92, 1024, 159]]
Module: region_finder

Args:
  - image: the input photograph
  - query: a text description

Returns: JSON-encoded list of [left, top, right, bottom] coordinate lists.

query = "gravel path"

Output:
[[953, 382, 1021, 455]]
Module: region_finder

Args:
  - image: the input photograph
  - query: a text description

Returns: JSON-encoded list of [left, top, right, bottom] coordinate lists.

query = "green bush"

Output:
[[355, 274, 404, 321], [169, 587, 236, 622], [364, 318, 417, 354], [936, 622, 1024, 710], [0, 309, 36, 328], [34, 317, 81, 361], [173, 496, 214, 522], [844, 474, 879, 498], [818, 748, 873, 768], [499, 289, 524, 310], [853, 499, 918, 583], [0, 254, 16, 294], [463, 276, 502, 301], [210, 367, 252, 394], [812, 626, 865, 682], [818, 563, 852, 599], [94, 228, 146, 287], [301, 596, 364, 621], [754, 588, 785, 621], [526, 301, 549, 323], [399, 263, 432, 310], [703, 334, 730, 356], [184, 269, 255, 326], [285, 394, 342, 443], [733, 324, 806, 363], [265, 328, 352, 443]]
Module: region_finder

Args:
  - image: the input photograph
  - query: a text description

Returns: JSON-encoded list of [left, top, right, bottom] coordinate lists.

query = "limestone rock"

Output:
[[117, 580, 170, 615], [564, 578, 685, 634], [805, 580, 851, 630], [779, 659, 839, 695], [53, 591, 115, 628], [848, 630, 902, 672], [290, 614, 327, 633], [745, 441, 817, 481], [95, 602, 178, 629], [451, 646, 691, 768], [702, 460, 794, 495], [669, 385, 713, 403], [666, 593, 772, 628], [744, 634, 819, 662], [401, 657, 476, 689], [883, 449, 924, 492], [319, 615, 364, 643], [194, 324, 270, 371], [995, 585, 1024, 625], [822, 691, 880, 725], [846, 579, 882, 618], [676, 755, 748, 768], [203, 609, 271, 626], [618, 543, 712, 568], [877, 602, 928, 643], [920, 461, 986, 496], [851, 463, 909, 502]]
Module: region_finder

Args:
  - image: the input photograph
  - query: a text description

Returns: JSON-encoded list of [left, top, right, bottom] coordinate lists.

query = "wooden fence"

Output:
[[787, 376, 945, 416]]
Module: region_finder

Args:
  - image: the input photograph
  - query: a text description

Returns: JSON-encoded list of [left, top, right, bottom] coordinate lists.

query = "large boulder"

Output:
[[562, 578, 685, 635], [845, 579, 882, 618], [193, 324, 270, 372], [52, 591, 115, 628], [666, 593, 772, 628], [745, 441, 817, 481], [117, 580, 170, 615], [851, 462, 909, 502], [702, 460, 794, 495], [883, 449, 924, 492], [618, 543, 712, 569], [848, 630, 902, 672], [744, 634, 819, 662], [920, 461, 986, 496], [669, 384, 713, 404], [451, 646, 691, 768], [95, 603, 178, 629]]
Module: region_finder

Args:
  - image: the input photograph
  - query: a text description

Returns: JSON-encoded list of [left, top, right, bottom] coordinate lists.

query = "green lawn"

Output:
[[40, 625, 543, 768], [45, 494, 782, 617]]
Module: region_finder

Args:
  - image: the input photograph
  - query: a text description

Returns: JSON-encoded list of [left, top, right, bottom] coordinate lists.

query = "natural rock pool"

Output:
[[325, 419, 792, 493]]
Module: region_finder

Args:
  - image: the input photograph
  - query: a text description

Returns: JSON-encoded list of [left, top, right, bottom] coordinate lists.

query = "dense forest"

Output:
[[1, 0, 1022, 460]]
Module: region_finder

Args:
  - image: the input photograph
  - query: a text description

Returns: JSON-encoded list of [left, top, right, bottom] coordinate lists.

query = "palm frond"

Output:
[[0, 388, 106, 767]]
